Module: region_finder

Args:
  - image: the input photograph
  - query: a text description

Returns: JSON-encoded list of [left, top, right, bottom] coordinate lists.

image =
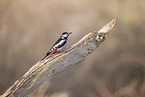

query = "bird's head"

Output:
[[61, 32, 72, 39]]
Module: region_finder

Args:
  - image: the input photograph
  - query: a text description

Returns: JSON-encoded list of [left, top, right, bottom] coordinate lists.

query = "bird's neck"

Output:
[[61, 36, 67, 40]]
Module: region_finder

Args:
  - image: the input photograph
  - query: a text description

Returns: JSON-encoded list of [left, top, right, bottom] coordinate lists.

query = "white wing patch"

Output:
[[53, 40, 65, 49]]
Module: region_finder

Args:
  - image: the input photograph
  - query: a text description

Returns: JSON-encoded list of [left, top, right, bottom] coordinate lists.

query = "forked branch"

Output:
[[2, 18, 117, 97]]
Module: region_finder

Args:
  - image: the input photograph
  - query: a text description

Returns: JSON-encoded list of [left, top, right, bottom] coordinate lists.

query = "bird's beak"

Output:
[[69, 32, 72, 35]]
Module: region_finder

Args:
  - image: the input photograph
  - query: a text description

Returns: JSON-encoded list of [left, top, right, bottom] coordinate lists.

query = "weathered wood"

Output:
[[1, 18, 117, 97]]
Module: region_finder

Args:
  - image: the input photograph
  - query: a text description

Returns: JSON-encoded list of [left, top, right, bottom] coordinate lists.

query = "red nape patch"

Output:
[[49, 50, 59, 55], [61, 34, 63, 36]]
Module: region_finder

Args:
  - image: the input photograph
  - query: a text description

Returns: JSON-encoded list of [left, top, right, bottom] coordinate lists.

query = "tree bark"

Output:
[[1, 18, 117, 97]]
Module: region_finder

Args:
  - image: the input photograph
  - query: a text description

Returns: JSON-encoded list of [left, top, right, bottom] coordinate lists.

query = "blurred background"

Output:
[[0, 0, 145, 97]]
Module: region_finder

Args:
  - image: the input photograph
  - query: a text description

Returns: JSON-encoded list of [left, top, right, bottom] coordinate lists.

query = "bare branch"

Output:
[[1, 18, 117, 97]]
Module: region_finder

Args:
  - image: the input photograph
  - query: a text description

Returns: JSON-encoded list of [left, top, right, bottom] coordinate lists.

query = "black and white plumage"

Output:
[[41, 32, 72, 60]]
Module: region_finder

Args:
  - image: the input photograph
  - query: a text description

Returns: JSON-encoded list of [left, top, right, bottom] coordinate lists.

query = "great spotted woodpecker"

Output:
[[41, 32, 72, 60]]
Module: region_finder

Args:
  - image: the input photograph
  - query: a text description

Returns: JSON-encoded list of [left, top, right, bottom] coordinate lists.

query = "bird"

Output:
[[41, 32, 72, 60]]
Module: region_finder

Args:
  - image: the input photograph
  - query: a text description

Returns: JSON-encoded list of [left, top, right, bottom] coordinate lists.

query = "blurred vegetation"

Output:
[[0, 0, 145, 97]]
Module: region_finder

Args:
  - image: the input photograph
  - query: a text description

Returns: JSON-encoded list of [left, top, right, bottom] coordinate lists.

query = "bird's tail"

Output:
[[41, 51, 51, 60]]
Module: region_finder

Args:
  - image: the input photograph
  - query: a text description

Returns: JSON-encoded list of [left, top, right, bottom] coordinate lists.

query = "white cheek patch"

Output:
[[63, 34, 68, 37]]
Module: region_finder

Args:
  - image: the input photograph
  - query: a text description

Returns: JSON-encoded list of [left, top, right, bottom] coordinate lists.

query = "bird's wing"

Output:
[[50, 38, 67, 51]]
